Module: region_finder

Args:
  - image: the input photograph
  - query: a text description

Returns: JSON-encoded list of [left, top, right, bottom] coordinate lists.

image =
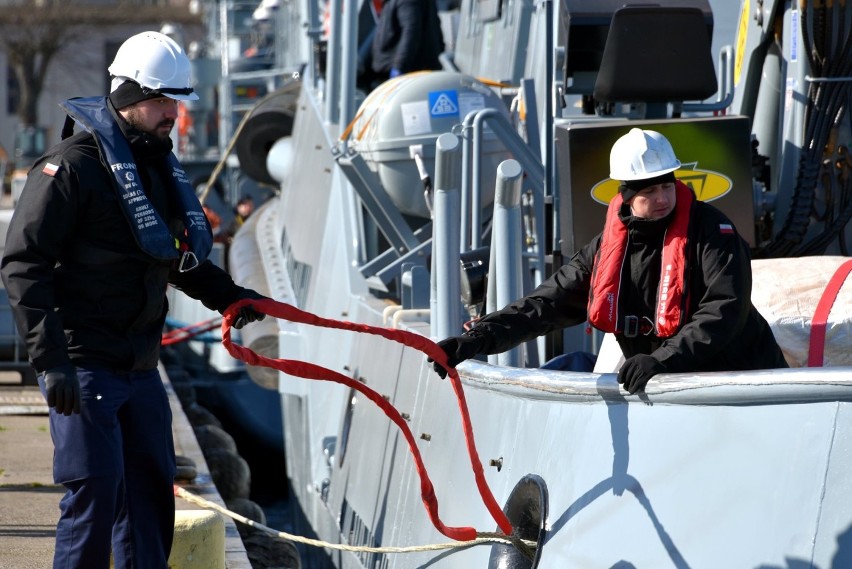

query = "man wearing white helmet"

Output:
[[430, 128, 787, 393], [1, 31, 268, 569]]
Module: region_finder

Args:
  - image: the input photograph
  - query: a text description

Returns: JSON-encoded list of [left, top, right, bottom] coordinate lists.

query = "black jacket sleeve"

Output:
[[651, 205, 754, 372], [1, 156, 79, 372], [168, 260, 255, 314], [473, 237, 601, 354]]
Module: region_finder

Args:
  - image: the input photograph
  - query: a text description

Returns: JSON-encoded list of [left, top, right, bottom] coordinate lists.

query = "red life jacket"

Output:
[[587, 181, 694, 338]]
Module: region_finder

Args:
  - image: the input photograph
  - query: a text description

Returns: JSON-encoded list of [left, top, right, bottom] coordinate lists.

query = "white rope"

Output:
[[175, 486, 537, 556]]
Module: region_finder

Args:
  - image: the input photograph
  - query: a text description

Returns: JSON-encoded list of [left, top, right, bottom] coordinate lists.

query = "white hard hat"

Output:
[[609, 128, 681, 181], [253, 5, 272, 19], [108, 31, 198, 101]]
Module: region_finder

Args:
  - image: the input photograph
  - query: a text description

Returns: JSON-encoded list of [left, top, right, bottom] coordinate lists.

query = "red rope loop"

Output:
[[221, 298, 513, 540], [162, 317, 223, 346], [808, 258, 852, 367]]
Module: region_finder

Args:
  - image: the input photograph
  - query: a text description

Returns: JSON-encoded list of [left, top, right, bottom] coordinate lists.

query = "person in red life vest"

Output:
[[0, 31, 269, 569], [430, 128, 788, 394]]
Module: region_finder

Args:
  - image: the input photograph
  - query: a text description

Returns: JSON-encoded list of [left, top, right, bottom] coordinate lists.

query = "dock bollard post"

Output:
[[168, 510, 226, 569]]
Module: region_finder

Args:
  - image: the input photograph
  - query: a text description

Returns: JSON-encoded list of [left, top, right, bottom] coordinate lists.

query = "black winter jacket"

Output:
[[1, 108, 250, 373], [371, 0, 444, 74], [472, 201, 788, 373]]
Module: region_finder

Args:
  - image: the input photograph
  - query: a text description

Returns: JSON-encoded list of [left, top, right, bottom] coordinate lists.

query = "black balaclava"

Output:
[[109, 80, 164, 110], [618, 172, 676, 201]]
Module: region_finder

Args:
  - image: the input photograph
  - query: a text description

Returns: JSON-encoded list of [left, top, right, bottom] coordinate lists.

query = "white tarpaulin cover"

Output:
[[751, 256, 852, 368]]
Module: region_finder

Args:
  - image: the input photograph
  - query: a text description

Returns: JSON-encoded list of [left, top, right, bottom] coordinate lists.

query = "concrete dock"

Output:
[[0, 370, 252, 569]]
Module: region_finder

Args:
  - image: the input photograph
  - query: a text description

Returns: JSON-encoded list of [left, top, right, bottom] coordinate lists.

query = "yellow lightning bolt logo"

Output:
[[590, 163, 733, 205]]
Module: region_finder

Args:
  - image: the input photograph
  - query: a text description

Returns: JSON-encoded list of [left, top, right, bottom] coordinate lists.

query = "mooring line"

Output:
[[174, 486, 536, 555]]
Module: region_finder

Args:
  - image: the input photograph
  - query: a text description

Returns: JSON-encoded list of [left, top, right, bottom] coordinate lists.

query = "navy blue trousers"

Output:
[[40, 367, 177, 569]]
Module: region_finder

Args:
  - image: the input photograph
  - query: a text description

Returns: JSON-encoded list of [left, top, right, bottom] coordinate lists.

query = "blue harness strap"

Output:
[[59, 97, 212, 270]]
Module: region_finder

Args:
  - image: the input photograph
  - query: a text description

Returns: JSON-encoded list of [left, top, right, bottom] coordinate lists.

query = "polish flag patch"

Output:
[[719, 223, 734, 235], [42, 162, 60, 177]]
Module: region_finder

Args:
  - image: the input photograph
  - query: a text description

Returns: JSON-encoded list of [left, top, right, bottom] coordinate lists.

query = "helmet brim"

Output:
[[610, 162, 681, 181], [164, 92, 200, 102]]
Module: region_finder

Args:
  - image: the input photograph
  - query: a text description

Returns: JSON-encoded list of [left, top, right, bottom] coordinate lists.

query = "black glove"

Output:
[[44, 364, 81, 416], [233, 290, 268, 330], [427, 331, 488, 379], [617, 354, 666, 395]]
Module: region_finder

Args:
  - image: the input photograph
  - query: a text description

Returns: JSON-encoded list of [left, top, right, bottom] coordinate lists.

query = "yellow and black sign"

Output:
[[590, 163, 733, 205]]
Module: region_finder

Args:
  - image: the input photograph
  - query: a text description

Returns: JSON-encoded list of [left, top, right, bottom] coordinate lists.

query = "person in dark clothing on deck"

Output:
[[0, 31, 268, 569], [430, 128, 788, 394], [219, 195, 255, 244], [371, 0, 444, 80]]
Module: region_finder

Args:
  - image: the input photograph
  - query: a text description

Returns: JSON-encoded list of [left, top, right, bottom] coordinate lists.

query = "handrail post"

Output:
[[459, 110, 478, 253], [431, 133, 464, 339], [338, 0, 358, 144], [489, 159, 524, 366], [470, 109, 546, 288], [324, 0, 342, 123]]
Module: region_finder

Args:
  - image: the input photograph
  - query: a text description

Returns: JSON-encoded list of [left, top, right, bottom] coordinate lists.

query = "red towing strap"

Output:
[[808, 258, 852, 367], [162, 317, 223, 346], [221, 298, 514, 541]]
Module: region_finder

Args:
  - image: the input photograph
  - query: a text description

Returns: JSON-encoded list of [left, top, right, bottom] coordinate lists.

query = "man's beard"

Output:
[[124, 108, 174, 142]]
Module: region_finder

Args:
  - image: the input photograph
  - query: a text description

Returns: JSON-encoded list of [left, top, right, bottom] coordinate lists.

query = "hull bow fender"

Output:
[[488, 474, 549, 569], [227, 200, 280, 389]]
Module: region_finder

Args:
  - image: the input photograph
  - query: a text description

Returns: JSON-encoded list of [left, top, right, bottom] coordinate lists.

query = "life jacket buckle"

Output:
[[178, 251, 199, 273], [624, 315, 655, 337]]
